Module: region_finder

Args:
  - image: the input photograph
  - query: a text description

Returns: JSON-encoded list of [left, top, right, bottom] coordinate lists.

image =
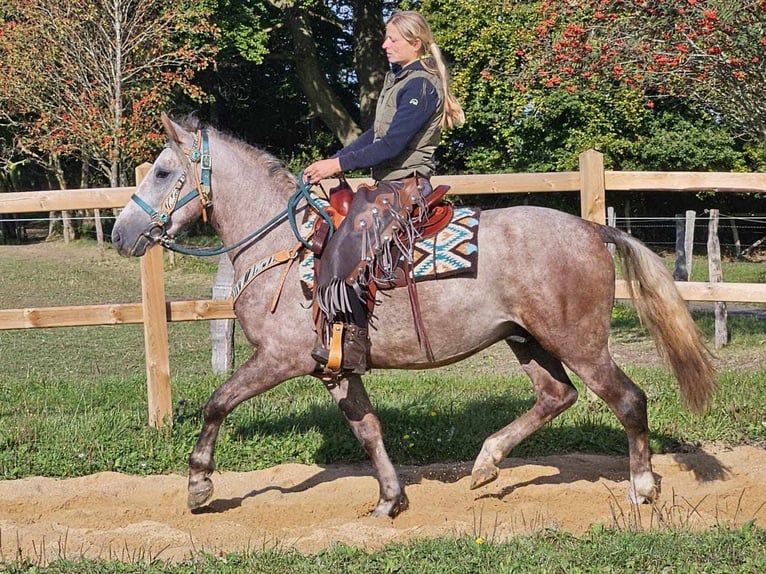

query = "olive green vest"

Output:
[[371, 66, 444, 181]]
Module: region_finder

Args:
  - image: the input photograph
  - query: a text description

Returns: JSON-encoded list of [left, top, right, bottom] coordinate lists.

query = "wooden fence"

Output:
[[1, 150, 765, 427]]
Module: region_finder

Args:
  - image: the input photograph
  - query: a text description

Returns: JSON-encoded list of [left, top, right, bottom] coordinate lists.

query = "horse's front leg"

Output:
[[187, 352, 291, 510], [322, 374, 408, 517]]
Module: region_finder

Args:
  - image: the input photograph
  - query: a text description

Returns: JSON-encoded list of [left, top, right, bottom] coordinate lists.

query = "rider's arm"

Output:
[[335, 77, 438, 173]]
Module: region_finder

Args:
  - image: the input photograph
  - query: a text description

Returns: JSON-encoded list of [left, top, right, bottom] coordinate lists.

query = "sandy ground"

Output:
[[1, 445, 765, 564]]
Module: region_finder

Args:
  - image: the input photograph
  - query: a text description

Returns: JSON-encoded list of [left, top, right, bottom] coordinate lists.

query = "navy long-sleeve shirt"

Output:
[[334, 61, 439, 175]]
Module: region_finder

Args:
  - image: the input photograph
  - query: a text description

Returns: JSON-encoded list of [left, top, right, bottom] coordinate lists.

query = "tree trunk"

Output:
[[81, 159, 104, 248], [352, 0, 387, 128], [50, 153, 74, 243], [284, 5, 361, 146], [110, 0, 123, 189]]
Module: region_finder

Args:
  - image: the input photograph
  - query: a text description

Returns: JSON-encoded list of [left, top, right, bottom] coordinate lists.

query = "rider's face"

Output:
[[382, 24, 421, 67]]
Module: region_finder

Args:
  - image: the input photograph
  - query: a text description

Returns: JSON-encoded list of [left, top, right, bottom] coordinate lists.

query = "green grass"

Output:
[[2, 526, 765, 573], [2, 360, 765, 480], [684, 254, 766, 284]]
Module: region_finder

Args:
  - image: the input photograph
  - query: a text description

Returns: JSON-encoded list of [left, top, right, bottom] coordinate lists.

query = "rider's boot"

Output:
[[311, 282, 369, 376]]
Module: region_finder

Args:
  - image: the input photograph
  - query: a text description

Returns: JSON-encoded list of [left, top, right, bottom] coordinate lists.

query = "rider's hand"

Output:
[[303, 157, 341, 184]]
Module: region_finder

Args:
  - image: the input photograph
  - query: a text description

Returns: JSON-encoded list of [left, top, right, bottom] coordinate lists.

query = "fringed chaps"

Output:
[[314, 176, 434, 343]]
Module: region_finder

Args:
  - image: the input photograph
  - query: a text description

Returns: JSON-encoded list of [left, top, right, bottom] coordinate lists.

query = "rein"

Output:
[[130, 129, 335, 304], [131, 128, 333, 257]]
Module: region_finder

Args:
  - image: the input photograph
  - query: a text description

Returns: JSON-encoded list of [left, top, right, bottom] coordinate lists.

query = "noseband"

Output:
[[130, 129, 213, 243]]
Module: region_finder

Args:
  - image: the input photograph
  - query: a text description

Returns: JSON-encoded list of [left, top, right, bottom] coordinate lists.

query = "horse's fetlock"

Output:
[[188, 454, 215, 476], [628, 471, 658, 504]]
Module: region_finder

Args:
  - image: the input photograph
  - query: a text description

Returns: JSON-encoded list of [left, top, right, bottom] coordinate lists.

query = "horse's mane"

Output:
[[175, 115, 297, 188]]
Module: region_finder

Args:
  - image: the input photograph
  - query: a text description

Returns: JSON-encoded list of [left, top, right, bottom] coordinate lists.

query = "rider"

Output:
[[303, 10, 464, 376]]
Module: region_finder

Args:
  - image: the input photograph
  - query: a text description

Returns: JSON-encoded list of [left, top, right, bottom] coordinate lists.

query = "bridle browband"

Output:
[[130, 128, 332, 258]]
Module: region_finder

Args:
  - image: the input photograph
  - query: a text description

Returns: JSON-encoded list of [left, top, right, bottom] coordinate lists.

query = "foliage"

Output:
[[0, 0, 764, 221], [518, 0, 766, 148], [419, 0, 757, 177], [0, 0, 218, 187]]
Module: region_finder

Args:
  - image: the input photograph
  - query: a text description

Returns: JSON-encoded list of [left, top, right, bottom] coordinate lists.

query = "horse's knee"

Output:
[[203, 396, 228, 423]]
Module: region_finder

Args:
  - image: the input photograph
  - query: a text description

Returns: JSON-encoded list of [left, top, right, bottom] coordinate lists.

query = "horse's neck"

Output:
[[211, 167, 297, 270]]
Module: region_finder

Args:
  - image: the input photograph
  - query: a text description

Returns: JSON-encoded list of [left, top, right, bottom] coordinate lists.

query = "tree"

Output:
[[195, 1, 392, 166], [266, 1, 390, 145], [0, 0, 218, 188], [518, 0, 766, 148]]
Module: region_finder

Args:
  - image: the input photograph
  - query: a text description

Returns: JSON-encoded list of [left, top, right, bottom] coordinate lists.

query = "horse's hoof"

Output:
[[187, 477, 214, 510], [370, 492, 409, 518], [628, 471, 658, 504], [470, 465, 498, 490], [628, 485, 658, 505]]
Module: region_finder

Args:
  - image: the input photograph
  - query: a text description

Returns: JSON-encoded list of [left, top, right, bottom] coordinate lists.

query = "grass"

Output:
[[2, 526, 765, 573], [1, 239, 765, 571]]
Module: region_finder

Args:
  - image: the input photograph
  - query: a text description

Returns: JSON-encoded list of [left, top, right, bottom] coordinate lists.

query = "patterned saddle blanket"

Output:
[[299, 203, 481, 293]]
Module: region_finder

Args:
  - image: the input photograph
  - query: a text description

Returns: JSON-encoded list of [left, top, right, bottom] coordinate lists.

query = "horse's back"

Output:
[[369, 204, 616, 368], [477, 205, 615, 286]]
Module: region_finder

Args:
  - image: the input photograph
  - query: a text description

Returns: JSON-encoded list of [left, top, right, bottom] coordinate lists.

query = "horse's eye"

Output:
[[156, 169, 170, 180]]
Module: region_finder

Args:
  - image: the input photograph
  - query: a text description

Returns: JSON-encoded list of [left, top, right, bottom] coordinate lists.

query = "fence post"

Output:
[[211, 254, 235, 375], [707, 209, 729, 348], [136, 163, 173, 428], [579, 149, 607, 403], [674, 210, 696, 281], [578, 149, 606, 224], [729, 217, 741, 258], [606, 205, 616, 258]]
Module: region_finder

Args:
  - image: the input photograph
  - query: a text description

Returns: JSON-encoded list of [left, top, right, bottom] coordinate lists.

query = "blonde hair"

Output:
[[387, 11, 465, 130]]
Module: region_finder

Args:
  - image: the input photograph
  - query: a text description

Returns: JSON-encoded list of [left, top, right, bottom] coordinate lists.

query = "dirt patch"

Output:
[[1, 445, 765, 564]]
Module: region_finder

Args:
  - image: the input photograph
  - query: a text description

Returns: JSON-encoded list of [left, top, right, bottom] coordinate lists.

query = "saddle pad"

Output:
[[299, 206, 480, 292]]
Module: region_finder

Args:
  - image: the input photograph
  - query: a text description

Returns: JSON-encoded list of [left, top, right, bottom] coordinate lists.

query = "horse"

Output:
[[112, 114, 715, 518]]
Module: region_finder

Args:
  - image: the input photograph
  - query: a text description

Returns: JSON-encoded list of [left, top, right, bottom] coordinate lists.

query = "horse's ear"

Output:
[[161, 112, 182, 144]]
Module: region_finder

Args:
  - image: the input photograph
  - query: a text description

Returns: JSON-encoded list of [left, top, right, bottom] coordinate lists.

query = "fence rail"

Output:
[[2, 150, 765, 427]]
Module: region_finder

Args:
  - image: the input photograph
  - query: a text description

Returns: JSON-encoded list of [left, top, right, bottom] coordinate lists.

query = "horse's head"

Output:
[[112, 113, 212, 257]]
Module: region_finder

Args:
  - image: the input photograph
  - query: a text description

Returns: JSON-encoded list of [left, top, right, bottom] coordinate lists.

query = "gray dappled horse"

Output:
[[112, 115, 715, 518]]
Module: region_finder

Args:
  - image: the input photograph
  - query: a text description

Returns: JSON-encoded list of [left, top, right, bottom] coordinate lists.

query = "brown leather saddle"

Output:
[[310, 176, 454, 287]]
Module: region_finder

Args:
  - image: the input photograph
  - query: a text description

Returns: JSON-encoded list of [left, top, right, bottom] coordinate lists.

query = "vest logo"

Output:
[[409, 98, 419, 106]]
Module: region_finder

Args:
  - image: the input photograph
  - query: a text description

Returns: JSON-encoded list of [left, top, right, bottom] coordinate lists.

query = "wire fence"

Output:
[[611, 214, 766, 255], [2, 212, 766, 255]]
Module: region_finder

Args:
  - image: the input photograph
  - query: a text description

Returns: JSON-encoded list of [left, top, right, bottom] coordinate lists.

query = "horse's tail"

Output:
[[598, 225, 716, 414]]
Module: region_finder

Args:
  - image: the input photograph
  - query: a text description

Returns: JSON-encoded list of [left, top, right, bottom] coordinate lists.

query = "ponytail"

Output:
[[387, 11, 465, 130], [424, 42, 465, 130]]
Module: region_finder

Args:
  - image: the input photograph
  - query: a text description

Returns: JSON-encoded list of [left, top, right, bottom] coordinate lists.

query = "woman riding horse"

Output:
[[303, 11, 464, 377]]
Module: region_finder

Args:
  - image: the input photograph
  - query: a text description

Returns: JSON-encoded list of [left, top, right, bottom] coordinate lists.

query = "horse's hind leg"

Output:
[[322, 373, 408, 518], [471, 336, 579, 489], [187, 353, 289, 509], [572, 353, 657, 503]]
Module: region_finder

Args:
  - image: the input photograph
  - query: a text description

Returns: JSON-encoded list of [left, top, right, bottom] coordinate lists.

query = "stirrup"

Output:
[[311, 322, 369, 378], [326, 323, 345, 372], [311, 323, 345, 378]]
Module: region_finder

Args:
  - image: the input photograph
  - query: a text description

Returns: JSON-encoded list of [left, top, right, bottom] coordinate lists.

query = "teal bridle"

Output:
[[130, 128, 332, 258], [130, 129, 212, 242]]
